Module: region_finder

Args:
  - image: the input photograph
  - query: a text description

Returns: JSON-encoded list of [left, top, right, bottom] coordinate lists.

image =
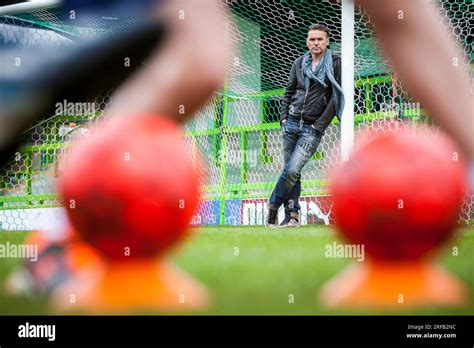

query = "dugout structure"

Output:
[[0, 0, 472, 229]]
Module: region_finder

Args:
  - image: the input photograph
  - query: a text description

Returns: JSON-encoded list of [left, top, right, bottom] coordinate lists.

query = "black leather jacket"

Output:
[[280, 54, 341, 134]]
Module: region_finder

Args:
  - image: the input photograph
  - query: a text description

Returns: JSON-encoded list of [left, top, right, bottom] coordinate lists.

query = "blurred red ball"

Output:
[[331, 127, 467, 260], [61, 115, 201, 260]]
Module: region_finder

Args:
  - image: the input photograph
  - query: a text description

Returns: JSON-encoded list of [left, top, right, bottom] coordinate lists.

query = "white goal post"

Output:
[[340, 0, 355, 161]]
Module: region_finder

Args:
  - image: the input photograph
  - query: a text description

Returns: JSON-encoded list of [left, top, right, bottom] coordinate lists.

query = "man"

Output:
[[266, 24, 343, 228]]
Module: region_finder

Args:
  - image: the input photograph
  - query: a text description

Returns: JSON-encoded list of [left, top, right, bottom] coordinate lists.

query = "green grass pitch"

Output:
[[0, 226, 473, 315]]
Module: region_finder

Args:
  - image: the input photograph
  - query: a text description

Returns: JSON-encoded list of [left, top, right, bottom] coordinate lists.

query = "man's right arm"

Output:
[[280, 60, 298, 124]]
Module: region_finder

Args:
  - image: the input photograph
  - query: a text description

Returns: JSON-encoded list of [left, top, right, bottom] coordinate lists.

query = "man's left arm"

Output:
[[312, 57, 341, 134]]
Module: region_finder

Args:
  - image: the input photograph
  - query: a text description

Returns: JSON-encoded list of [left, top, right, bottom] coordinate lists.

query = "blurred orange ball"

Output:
[[331, 127, 467, 260]]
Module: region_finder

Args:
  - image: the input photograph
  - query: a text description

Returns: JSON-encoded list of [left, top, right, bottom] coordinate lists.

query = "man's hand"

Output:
[[281, 118, 288, 126]]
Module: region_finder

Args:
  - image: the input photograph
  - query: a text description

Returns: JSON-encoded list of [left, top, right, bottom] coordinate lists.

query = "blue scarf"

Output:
[[302, 49, 344, 120]]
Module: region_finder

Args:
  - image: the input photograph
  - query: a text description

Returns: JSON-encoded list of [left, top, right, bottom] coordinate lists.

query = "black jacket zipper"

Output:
[[300, 87, 309, 129]]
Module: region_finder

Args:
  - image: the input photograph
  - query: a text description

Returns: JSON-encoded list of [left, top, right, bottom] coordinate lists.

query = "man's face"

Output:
[[306, 30, 329, 55]]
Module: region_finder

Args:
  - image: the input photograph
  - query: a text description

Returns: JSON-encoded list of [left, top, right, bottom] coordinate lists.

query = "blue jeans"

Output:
[[269, 118, 323, 212]]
